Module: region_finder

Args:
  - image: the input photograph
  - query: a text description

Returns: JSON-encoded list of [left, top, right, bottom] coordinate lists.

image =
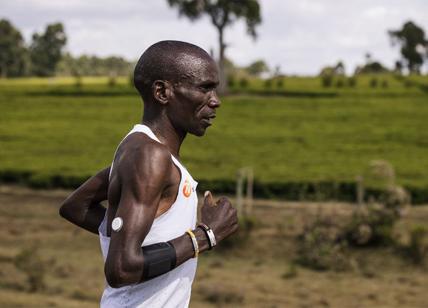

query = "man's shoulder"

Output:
[[116, 133, 173, 179], [124, 132, 170, 159]]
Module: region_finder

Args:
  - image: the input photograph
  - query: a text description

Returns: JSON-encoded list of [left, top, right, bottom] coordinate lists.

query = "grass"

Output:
[[0, 75, 428, 200]]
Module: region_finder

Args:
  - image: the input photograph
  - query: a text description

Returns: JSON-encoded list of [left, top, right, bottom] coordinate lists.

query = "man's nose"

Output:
[[208, 92, 221, 108]]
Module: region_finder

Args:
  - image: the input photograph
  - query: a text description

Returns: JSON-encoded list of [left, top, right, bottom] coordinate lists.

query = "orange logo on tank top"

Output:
[[183, 179, 192, 198]]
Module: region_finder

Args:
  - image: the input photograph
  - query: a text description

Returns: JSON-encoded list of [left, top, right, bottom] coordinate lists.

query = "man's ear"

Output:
[[152, 80, 172, 105]]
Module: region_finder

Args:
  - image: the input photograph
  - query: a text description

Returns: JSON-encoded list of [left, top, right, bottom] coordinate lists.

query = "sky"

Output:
[[2, 0, 428, 75]]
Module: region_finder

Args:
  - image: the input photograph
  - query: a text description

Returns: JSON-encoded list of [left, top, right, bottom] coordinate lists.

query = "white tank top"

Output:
[[98, 124, 199, 308]]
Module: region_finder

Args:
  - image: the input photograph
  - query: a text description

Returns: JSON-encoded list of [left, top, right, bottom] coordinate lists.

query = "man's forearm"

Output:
[[63, 203, 106, 234], [107, 226, 212, 288], [59, 167, 110, 234], [106, 191, 237, 288], [60, 197, 106, 234], [170, 227, 210, 266]]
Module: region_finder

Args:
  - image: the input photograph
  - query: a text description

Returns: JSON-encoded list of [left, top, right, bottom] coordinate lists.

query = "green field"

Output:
[[1, 75, 428, 201]]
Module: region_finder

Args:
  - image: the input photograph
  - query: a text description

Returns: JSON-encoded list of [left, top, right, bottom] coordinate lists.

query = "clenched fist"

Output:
[[200, 191, 238, 243]]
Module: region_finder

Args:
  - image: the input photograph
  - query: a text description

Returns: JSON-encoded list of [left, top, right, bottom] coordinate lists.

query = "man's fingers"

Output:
[[204, 191, 215, 207]]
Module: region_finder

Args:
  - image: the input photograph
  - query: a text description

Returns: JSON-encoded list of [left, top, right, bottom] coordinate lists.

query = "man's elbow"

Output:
[[59, 199, 72, 220], [106, 273, 126, 289], [105, 265, 136, 288], [59, 198, 83, 226], [59, 201, 68, 219]]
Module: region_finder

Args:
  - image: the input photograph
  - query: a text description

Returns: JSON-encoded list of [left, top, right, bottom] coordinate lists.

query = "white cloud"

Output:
[[2, 0, 428, 75], [363, 6, 387, 19]]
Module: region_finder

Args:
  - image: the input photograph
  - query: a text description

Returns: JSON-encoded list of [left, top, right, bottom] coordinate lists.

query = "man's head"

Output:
[[134, 40, 220, 136]]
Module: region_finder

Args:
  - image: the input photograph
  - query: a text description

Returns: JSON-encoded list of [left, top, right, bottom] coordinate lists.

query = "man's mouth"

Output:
[[201, 114, 216, 126]]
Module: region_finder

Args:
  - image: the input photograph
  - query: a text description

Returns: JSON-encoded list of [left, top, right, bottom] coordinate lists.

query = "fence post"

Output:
[[236, 167, 254, 217], [246, 168, 254, 215], [356, 175, 364, 205], [236, 169, 244, 217]]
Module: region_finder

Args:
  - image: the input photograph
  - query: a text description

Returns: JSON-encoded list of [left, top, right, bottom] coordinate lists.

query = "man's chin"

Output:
[[190, 127, 208, 137]]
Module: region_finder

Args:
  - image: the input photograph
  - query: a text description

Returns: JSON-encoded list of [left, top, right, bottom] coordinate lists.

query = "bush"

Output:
[[227, 74, 236, 88], [321, 74, 333, 88], [296, 185, 411, 271], [381, 185, 411, 216], [345, 203, 398, 246], [367, 159, 395, 185], [403, 79, 413, 88], [404, 225, 428, 264], [369, 77, 378, 88], [108, 76, 117, 87], [74, 76, 82, 88], [335, 78, 345, 88], [264, 79, 272, 89], [296, 215, 351, 271], [348, 77, 357, 87], [363, 160, 411, 211], [381, 79, 389, 88], [239, 78, 248, 89], [276, 78, 284, 89]]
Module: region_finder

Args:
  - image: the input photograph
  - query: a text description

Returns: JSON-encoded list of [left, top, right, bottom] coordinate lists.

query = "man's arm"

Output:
[[105, 143, 238, 288], [59, 167, 110, 234]]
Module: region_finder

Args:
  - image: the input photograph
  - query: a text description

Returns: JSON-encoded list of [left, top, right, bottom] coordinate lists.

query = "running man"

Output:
[[59, 41, 238, 307]]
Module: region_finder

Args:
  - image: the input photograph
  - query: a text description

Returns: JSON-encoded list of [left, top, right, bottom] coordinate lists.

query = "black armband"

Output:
[[141, 242, 176, 281]]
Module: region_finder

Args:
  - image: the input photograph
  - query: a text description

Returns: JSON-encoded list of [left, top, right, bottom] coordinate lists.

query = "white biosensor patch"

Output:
[[112, 217, 123, 232]]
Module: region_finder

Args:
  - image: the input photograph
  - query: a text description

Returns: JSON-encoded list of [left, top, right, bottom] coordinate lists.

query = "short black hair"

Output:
[[134, 40, 212, 102]]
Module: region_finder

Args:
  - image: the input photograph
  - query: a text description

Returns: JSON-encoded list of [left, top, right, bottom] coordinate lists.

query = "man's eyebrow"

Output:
[[198, 80, 219, 87]]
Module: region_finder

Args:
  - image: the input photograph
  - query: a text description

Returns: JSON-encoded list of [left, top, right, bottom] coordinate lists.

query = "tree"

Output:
[[0, 19, 28, 77], [365, 52, 372, 65], [56, 53, 133, 77], [389, 21, 428, 74], [319, 61, 346, 76], [167, 0, 261, 93], [30, 22, 67, 76], [334, 61, 345, 75], [272, 65, 281, 78], [355, 61, 389, 75], [246, 59, 268, 76], [394, 60, 403, 74]]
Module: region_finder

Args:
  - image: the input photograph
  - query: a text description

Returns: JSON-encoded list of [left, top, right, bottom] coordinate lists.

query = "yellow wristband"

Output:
[[186, 229, 199, 258]]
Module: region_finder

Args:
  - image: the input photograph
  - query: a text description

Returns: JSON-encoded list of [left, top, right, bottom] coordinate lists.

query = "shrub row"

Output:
[[22, 88, 338, 98], [228, 88, 338, 98], [394, 75, 428, 94], [8, 84, 425, 98], [1, 170, 427, 204], [24, 88, 419, 98], [26, 87, 138, 97], [0, 170, 86, 189]]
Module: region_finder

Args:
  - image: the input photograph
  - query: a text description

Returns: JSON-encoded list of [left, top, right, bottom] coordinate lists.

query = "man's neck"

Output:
[[141, 117, 185, 158]]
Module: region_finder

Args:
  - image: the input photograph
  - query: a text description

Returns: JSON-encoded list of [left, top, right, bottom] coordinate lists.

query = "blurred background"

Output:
[[1, 0, 428, 307]]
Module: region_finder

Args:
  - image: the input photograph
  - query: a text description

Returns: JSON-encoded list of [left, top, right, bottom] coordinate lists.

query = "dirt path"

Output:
[[1, 185, 427, 307]]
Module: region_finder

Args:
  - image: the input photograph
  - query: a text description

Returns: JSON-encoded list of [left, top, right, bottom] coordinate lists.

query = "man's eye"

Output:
[[199, 85, 211, 91], [200, 84, 216, 92]]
